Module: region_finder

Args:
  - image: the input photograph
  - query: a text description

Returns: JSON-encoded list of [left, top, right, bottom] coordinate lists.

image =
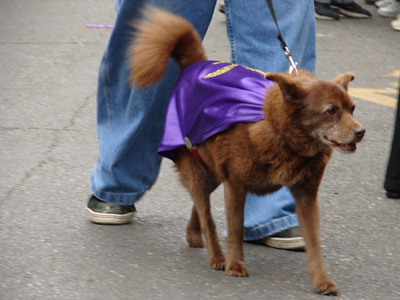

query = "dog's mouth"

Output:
[[324, 136, 357, 152]]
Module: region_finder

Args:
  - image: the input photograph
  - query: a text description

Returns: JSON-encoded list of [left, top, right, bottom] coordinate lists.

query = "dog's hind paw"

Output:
[[315, 281, 339, 296], [210, 256, 225, 270], [186, 235, 204, 248], [225, 262, 249, 277]]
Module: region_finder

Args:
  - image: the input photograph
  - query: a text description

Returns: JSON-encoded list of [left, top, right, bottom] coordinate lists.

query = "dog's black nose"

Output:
[[354, 127, 366, 139]]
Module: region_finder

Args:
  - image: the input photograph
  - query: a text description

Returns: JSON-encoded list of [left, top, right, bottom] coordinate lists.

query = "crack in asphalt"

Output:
[[2, 92, 95, 199]]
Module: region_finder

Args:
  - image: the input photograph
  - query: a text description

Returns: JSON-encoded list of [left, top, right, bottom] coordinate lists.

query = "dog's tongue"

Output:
[[339, 143, 357, 152]]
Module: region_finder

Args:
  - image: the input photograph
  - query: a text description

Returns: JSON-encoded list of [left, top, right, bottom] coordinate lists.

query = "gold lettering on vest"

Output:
[[203, 62, 266, 79]]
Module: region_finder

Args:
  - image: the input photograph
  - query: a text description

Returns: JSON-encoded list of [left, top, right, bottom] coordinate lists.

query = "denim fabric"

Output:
[[225, 0, 316, 72], [91, 0, 217, 204], [243, 187, 300, 240], [91, 0, 316, 238], [224, 0, 316, 239]]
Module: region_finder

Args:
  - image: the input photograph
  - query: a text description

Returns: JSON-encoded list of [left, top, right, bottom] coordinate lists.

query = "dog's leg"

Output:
[[175, 149, 225, 270], [224, 180, 249, 277], [186, 205, 204, 248], [294, 192, 339, 295], [192, 191, 225, 270]]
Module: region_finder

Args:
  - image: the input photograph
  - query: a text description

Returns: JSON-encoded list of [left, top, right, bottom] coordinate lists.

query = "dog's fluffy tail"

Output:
[[128, 7, 206, 88]]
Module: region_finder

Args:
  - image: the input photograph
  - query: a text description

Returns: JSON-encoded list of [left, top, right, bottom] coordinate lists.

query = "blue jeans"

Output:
[[90, 0, 316, 239]]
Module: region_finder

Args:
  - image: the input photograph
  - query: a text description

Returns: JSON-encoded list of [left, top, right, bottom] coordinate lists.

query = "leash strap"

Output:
[[265, 0, 298, 74], [191, 149, 208, 169], [265, 0, 286, 51], [184, 137, 208, 169]]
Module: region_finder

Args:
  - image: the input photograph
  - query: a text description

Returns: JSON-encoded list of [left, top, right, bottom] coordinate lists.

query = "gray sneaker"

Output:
[[86, 195, 136, 225], [257, 227, 305, 251]]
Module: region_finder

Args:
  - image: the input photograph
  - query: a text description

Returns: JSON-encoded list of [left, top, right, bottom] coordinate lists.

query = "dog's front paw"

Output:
[[210, 256, 225, 270], [315, 281, 339, 296], [225, 262, 249, 277]]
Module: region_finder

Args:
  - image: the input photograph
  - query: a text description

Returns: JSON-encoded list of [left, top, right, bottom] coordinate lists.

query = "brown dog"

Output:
[[128, 7, 365, 295]]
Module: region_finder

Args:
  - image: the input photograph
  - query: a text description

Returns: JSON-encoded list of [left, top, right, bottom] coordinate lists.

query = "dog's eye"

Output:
[[351, 106, 355, 114], [327, 108, 336, 115]]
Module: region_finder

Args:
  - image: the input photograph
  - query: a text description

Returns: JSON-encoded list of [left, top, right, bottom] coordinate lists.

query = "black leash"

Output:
[[265, 0, 298, 74]]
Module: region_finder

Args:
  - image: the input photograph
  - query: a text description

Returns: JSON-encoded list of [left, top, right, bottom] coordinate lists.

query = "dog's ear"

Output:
[[331, 72, 355, 91], [264, 72, 307, 101]]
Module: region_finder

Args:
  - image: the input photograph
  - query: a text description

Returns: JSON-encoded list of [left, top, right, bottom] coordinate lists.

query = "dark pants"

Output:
[[384, 81, 400, 194]]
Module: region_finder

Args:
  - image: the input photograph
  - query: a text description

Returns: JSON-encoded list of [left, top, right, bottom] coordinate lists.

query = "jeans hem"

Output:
[[243, 214, 299, 240], [90, 178, 145, 205]]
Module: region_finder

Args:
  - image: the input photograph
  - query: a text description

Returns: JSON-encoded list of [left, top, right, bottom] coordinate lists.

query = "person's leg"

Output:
[[384, 82, 400, 198], [225, 0, 316, 74], [88, 0, 217, 223], [224, 0, 316, 249]]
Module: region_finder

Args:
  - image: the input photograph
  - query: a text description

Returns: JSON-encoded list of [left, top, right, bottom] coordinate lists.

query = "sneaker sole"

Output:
[[263, 237, 305, 250], [87, 207, 136, 225], [315, 12, 340, 20], [392, 20, 400, 30], [333, 8, 372, 18], [377, 10, 400, 17]]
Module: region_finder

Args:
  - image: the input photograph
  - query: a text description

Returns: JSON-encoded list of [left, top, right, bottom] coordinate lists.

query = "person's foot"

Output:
[[331, 1, 372, 18], [386, 190, 400, 198], [255, 227, 305, 251], [219, 4, 225, 14], [314, 2, 341, 20], [378, 1, 400, 17], [86, 195, 136, 224]]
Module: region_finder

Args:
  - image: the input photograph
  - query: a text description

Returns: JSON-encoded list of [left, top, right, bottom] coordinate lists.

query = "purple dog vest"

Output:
[[158, 61, 275, 161]]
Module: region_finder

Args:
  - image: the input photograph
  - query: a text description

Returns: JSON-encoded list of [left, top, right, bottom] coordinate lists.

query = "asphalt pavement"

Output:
[[1, 1, 400, 299]]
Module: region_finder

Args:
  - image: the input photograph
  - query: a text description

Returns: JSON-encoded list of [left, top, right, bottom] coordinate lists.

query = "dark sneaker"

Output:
[[256, 226, 305, 251], [219, 4, 225, 14], [331, 1, 372, 18], [314, 2, 341, 20], [86, 195, 136, 224]]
